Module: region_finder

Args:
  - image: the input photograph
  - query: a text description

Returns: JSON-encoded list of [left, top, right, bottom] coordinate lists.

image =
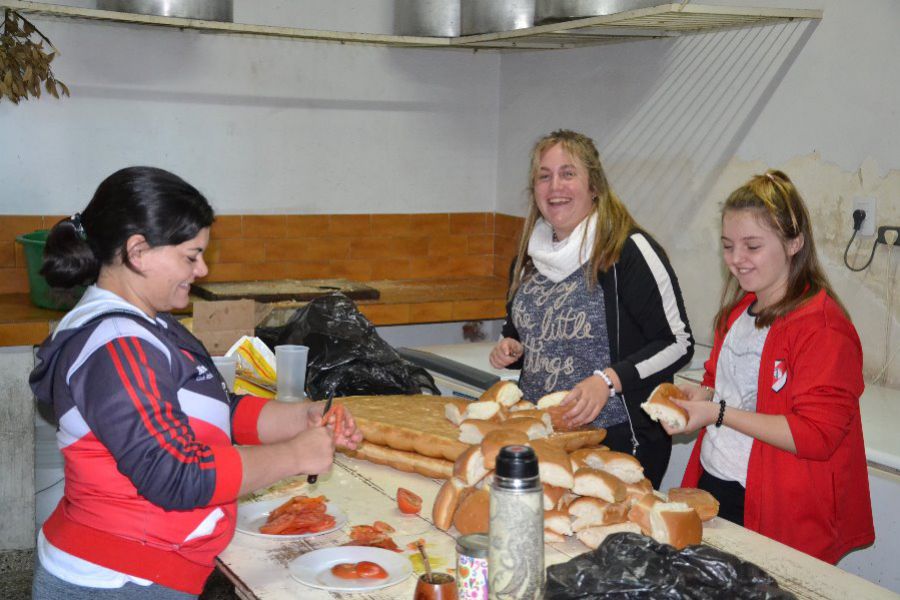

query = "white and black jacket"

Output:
[[502, 229, 694, 433]]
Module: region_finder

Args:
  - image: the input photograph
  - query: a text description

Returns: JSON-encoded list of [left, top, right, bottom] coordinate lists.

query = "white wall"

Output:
[[497, 0, 900, 386], [1, 1, 500, 215]]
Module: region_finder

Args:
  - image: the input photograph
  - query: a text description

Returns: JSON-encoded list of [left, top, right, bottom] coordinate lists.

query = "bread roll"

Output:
[[572, 467, 626, 503], [641, 383, 689, 430], [623, 478, 654, 506], [463, 400, 502, 422], [453, 445, 488, 486], [597, 451, 645, 484], [453, 489, 490, 535], [666, 487, 719, 521], [544, 509, 573, 537], [481, 429, 530, 470], [536, 390, 581, 431], [529, 439, 575, 489], [444, 399, 471, 426], [567, 497, 629, 531], [626, 491, 665, 534], [544, 528, 567, 543], [509, 400, 537, 412], [576, 522, 642, 549], [543, 484, 567, 511], [432, 477, 467, 531], [480, 380, 523, 408], [544, 430, 607, 452], [649, 501, 702, 549], [458, 419, 502, 444], [504, 417, 550, 440], [507, 411, 553, 433], [474, 471, 494, 490], [346, 441, 453, 480]]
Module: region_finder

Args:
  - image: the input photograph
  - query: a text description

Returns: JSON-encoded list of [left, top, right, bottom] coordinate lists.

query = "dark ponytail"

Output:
[[40, 167, 215, 289]]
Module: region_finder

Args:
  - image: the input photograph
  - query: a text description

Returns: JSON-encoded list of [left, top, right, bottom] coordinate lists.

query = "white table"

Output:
[[217, 454, 899, 599]]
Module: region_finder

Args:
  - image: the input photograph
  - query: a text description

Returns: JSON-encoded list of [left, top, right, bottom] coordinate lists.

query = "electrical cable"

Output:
[[872, 232, 898, 385], [35, 477, 64, 496], [843, 209, 878, 272]]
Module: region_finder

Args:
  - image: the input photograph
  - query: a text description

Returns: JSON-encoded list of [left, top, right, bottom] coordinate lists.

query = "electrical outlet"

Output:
[[853, 197, 877, 236], [877, 226, 900, 246]]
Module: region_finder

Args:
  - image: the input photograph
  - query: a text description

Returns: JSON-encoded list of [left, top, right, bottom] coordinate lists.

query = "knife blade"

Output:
[[307, 392, 334, 485]]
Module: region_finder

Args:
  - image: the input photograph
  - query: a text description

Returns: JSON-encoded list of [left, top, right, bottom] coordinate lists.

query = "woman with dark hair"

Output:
[[489, 130, 694, 489], [665, 170, 874, 563], [30, 167, 362, 599]]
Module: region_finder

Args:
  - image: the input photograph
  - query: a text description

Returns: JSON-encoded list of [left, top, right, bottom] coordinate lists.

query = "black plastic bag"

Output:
[[257, 293, 440, 400], [545, 533, 794, 600]]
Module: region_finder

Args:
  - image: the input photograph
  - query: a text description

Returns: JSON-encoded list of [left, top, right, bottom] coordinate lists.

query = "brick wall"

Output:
[[0, 213, 524, 294]]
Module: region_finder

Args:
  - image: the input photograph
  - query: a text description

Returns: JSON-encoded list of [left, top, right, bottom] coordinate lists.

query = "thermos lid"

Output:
[[495, 444, 538, 479]]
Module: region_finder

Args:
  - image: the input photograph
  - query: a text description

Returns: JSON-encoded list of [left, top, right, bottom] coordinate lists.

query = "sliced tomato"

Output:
[[397, 488, 422, 515], [331, 563, 360, 579], [373, 520, 395, 533], [355, 561, 389, 579]]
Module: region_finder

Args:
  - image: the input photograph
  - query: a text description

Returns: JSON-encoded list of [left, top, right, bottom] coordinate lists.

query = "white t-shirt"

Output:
[[700, 307, 770, 487]]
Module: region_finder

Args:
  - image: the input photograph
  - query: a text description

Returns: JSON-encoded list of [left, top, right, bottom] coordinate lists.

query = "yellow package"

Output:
[[226, 336, 276, 398]]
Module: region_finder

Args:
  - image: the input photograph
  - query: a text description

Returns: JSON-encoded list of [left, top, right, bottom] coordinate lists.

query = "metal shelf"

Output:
[[2, 1, 822, 50]]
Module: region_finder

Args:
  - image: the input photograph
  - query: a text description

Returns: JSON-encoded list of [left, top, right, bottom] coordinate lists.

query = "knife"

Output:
[[307, 392, 334, 485]]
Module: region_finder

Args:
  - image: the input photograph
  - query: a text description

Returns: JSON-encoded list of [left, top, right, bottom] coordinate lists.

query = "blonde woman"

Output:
[[490, 130, 694, 488]]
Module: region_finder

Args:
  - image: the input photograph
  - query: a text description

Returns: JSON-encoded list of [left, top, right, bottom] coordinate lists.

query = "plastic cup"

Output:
[[211, 355, 237, 392], [275, 344, 309, 402]]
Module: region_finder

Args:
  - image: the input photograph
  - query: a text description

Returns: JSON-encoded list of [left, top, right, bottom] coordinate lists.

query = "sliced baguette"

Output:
[[529, 439, 575, 489], [432, 477, 467, 531], [567, 497, 629, 531], [452, 445, 488, 486], [481, 429, 529, 470], [458, 419, 503, 444], [544, 509, 574, 537]]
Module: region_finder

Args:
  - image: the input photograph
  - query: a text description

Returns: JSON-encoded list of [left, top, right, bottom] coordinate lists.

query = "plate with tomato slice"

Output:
[[236, 497, 346, 539], [288, 546, 413, 592]]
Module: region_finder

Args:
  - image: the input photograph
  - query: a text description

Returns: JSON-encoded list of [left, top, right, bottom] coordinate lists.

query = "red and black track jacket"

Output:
[[30, 286, 268, 594]]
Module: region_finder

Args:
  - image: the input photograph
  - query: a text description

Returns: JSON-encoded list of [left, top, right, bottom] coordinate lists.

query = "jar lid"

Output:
[[456, 532, 489, 558], [495, 444, 538, 479]]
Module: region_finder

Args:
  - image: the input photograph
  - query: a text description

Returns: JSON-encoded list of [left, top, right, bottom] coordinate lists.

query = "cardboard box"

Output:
[[192, 300, 271, 356]]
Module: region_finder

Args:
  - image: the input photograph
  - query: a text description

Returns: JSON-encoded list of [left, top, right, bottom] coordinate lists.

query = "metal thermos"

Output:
[[488, 445, 544, 599]]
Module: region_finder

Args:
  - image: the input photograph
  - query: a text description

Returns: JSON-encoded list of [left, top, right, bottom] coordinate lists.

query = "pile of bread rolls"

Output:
[[433, 381, 718, 550]]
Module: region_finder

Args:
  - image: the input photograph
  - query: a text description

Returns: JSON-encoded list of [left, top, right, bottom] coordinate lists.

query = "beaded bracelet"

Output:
[[715, 400, 727, 428], [593, 369, 617, 398]]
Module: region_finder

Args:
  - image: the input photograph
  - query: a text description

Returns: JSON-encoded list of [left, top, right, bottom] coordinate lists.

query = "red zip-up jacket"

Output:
[[682, 290, 874, 564]]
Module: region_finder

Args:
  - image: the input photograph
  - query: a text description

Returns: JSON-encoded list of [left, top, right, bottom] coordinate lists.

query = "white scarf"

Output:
[[527, 213, 597, 283]]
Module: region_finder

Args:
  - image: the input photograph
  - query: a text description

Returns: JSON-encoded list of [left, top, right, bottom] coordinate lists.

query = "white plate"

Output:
[[236, 498, 346, 539], [288, 546, 412, 592]]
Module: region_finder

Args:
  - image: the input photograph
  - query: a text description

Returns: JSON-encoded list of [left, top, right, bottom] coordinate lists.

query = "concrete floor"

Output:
[[0, 550, 238, 599]]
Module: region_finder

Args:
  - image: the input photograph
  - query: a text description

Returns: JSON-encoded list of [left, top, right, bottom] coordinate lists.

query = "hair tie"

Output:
[[71, 213, 87, 241]]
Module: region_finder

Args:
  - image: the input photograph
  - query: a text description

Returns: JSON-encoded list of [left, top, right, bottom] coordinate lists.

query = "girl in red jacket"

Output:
[[664, 170, 874, 563]]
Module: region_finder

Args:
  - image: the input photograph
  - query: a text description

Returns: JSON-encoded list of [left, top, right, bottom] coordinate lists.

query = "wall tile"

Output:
[[410, 214, 450, 235], [371, 214, 413, 236], [0, 268, 29, 294], [449, 212, 489, 234], [243, 215, 287, 239], [427, 235, 469, 257], [350, 237, 426, 260], [267, 238, 351, 262], [325, 259, 373, 281], [210, 216, 243, 240], [409, 302, 454, 323], [452, 299, 506, 321], [203, 262, 243, 282], [370, 259, 411, 280], [467, 234, 494, 255], [358, 303, 409, 325], [0, 216, 44, 239], [285, 215, 331, 237], [0, 242, 15, 268], [494, 213, 525, 238], [330, 215, 371, 237]]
